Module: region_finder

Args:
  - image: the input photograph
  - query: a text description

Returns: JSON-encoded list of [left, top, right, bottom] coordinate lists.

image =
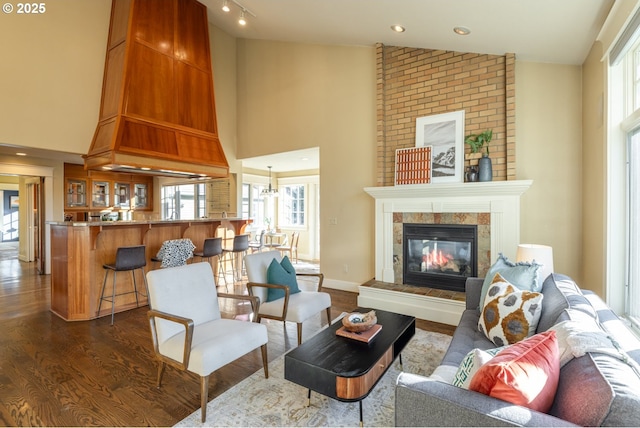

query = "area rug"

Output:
[[175, 328, 451, 427]]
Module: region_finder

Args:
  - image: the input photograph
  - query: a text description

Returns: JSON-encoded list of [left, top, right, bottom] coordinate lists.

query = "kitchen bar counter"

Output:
[[49, 218, 251, 321]]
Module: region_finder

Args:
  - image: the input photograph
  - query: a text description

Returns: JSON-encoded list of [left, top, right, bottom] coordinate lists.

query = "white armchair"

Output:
[[146, 262, 268, 423], [244, 250, 331, 345]]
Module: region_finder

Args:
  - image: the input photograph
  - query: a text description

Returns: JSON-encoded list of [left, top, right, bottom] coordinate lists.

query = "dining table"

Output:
[[264, 231, 286, 248]]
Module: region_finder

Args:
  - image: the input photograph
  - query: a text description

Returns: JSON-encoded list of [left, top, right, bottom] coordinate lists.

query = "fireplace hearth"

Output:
[[403, 223, 477, 292]]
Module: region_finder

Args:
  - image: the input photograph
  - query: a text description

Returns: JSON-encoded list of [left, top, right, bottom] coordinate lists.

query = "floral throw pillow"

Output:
[[479, 273, 544, 346]]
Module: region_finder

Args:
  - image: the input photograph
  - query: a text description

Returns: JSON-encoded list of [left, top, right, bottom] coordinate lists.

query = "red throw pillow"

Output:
[[468, 330, 560, 413]]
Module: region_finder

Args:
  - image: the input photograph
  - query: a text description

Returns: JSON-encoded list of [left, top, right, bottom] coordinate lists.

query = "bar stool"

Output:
[[193, 237, 226, 287], [221, 234, 249, 283], [98, 245, 148, 325]]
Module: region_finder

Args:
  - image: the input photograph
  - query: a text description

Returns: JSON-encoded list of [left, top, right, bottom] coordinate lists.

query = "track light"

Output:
[[220, 0, 255, 26]]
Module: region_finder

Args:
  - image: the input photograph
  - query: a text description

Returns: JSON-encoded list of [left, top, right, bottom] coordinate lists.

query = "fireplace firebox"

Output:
[[403, 224, 477, 292]]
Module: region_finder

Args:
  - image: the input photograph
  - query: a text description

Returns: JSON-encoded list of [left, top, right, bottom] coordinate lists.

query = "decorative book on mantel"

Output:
[[395, 146, 432, 185]]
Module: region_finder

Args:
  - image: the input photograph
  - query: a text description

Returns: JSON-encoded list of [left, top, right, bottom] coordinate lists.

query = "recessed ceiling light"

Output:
[[391, 25, 406, 33], [453, 26, 471, 36], [16, 152, 26, 156]]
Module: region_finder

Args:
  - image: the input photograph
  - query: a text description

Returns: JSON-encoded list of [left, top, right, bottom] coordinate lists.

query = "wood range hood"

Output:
[[84, 0, 229, 179]]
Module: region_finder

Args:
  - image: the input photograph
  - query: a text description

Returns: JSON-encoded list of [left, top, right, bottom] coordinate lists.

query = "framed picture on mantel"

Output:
[[415, 110, 465, 183]]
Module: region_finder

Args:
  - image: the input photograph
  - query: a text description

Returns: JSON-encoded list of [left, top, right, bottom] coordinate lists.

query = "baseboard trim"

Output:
[[357, 285, 464, 326], [323, 278, 360, 293]]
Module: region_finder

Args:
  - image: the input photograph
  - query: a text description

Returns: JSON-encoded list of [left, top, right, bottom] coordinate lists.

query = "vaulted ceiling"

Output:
[[1, 0, 615, 173], [206, 0, 614, 171], [202, 0, 614, 65]]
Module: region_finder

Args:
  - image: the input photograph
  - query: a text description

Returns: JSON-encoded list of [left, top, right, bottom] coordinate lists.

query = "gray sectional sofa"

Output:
[[396, 274, 640, 426]]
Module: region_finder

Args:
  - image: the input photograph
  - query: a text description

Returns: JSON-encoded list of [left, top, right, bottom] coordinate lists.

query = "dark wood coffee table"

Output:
[[284, 307, 416, 426]]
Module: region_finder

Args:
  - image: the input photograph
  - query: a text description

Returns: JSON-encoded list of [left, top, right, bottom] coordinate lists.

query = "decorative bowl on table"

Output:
[[342, 310, 377, 332]]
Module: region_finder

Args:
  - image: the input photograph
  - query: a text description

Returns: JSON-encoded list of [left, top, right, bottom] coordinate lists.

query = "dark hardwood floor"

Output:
[[0, 243, 454, 426]]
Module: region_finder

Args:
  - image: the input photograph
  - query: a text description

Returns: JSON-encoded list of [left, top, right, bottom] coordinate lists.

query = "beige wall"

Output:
[[0, 154, 65, 217], [210, 24, 241, 174], [235, 40, 377, 286], [230, 41, 590, 289], [516, 62, 584, 284], [0, 0, 110, 154], [581, 42, 607, 298], [0, 0, 627, 296]]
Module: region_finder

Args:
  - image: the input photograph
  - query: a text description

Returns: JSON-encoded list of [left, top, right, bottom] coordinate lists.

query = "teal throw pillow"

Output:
[[478, 253, 541, 310], [266, 256, 300, 302]]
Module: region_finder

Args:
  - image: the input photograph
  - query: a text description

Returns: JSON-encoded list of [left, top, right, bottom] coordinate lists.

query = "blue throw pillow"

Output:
[[478, 253, 541, 310], [266, 256, 301, 302]]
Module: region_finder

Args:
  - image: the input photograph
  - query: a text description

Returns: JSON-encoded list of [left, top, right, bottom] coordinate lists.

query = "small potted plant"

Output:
[[465, 129, 493, 181]]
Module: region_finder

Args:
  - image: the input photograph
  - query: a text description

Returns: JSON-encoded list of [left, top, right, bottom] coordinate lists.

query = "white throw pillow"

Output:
[[452, 346, 505, 389]]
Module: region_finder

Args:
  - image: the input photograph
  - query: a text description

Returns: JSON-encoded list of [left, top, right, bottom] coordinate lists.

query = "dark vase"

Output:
[[465, 166, 478, 182], [478, 154, 492, 182]]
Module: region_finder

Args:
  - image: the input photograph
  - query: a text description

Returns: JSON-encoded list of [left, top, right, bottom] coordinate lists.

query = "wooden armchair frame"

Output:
[[147, 292, 266, 422], [247, 272, 329, 345]]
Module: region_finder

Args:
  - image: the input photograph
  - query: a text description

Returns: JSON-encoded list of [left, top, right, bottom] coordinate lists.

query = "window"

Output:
[[281, 184, 305, 226], [161, 183, 205, 220], [625, 43, 640, 327], [614, 34, 640, 331], [241, 174, 272, 228], [634, 49, 640, 111], [628, 129, 640, 326], [242, 183, 268, 226], [251, 184, 267, 226], [241, 183, 250, 219]]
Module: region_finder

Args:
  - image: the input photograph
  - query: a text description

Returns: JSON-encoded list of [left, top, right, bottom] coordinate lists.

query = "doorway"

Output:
[[0, 176, 44, 273], [1, 188, 19, 242], [0, 163, 53, 275]]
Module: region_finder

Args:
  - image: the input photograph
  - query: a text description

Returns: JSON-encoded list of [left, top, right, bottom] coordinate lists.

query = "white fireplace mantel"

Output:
[[364, 180, 533, 284]]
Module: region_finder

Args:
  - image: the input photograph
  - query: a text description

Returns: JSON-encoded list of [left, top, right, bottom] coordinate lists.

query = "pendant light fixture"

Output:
[[261, 166, 279, 198]]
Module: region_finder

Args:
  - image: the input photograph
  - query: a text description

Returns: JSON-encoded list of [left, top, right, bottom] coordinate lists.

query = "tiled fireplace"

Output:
[[402, 222, 480, 292], [360, 180, 532, 324]]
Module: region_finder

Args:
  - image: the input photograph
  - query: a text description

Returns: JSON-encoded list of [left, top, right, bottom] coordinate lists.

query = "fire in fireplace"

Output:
[[403, 223, 477, 292]]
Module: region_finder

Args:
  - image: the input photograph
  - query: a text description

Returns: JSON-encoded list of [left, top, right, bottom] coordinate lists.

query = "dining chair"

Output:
[[245, 250, 331, 345], [248, 230, 266, 253], [146, 262, 268, 423], [276, 231, 300, 263]]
